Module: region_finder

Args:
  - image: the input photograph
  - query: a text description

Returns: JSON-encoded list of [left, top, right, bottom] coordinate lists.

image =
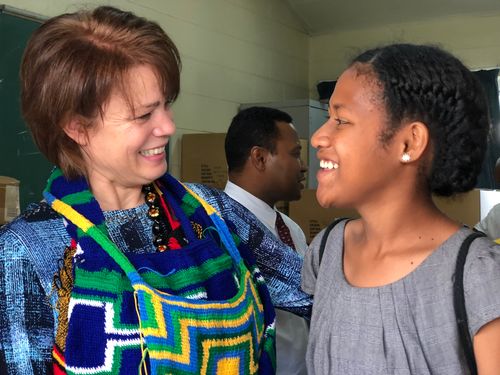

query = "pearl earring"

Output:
[[401, 153, 411, 163]]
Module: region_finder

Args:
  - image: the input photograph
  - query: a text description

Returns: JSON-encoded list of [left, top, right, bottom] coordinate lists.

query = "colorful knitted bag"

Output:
[[45, 168, 276, 374]]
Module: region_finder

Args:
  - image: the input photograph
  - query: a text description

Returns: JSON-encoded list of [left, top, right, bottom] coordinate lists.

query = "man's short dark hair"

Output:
[[225, 106, 293, 173]]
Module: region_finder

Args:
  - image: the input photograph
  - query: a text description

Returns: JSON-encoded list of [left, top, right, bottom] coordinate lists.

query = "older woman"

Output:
[[0, 6, 278, 374]]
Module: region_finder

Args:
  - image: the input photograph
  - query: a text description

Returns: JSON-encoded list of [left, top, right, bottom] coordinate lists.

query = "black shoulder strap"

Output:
[[453, 231, 486, 375], [319, 218, 348, 265]]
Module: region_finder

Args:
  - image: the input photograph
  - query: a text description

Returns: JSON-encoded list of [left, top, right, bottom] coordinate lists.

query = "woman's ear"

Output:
[[249, 146, 269, 172], [399, 121, 429, 163], [63, 117, 88, 146]]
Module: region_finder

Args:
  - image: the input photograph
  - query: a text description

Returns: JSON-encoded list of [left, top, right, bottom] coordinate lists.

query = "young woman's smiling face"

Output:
[[311, 66, 403, 210]]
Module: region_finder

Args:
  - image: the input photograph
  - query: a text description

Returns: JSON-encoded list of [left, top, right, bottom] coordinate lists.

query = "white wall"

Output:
[[309, 12, 500, 97], [4, 0, 309, 177], [9, 2, 499, 178]]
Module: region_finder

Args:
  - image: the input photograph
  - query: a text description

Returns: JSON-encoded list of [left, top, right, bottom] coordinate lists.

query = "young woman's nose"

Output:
[[311, 118, 333, 150]]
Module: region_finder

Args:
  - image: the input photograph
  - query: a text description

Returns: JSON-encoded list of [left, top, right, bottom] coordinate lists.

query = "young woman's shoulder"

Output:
[[464, 234, 500, 336], [302, 218, 348, 295]]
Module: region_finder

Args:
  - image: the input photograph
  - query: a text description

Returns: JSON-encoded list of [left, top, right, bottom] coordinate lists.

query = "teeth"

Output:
[[140, 147, 165, 156], [320, 160, 339, 170]]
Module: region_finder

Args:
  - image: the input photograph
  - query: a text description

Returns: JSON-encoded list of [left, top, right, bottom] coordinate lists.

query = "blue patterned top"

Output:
[[187, 183, 313, 316], [0, 202, 155, 374], [0, 184, 312, 374]]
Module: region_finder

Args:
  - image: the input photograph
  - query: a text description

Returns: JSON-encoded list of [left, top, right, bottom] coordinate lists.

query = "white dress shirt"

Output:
[[224, 181, 309, 375]]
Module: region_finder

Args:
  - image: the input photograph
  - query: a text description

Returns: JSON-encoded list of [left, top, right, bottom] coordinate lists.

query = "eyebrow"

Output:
[[332, 103, 346, 110], [138, 100, 161, 109], [128, 100, 161, 120]]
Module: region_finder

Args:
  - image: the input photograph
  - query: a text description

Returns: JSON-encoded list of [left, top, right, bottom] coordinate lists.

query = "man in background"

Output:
[[223, 106, 309, 375], [474, 159, 500, 241]]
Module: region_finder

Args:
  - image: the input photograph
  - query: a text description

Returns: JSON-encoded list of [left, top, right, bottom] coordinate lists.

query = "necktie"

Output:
[[275, 211, 296, 250]]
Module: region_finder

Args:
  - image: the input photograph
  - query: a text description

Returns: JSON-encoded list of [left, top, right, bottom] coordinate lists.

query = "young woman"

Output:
[[0, 6, 277, 374], [302, 44, 500, 374]]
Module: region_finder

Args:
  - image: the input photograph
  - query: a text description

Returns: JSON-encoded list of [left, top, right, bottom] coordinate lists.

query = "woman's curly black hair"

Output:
[[351, 44, 490, 197]]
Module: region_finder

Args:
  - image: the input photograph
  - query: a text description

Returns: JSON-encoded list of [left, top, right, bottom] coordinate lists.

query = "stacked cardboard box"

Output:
[[433, 190, 480, 228], [181, 133, 228, 189], [181, 133, 309, 188], [181, 133, 309, 215], [289, 189, 482, 244], [181, 133, 484, 242], [0, 176, 20, 225], [289, 189, 358, 244]]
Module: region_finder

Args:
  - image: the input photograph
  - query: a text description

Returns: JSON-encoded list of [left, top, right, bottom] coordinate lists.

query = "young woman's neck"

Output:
[[353, 187, 460, 251]]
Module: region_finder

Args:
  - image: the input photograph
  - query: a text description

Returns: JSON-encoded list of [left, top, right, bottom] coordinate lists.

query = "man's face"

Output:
[[265, 121, 308, 202]]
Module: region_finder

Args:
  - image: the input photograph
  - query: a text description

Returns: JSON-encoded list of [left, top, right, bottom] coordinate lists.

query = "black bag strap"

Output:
[[453, 230, 486, 375], [319, 218, 348, 265]]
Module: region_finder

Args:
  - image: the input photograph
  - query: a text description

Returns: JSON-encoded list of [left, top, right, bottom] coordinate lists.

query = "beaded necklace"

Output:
[[142, 182, 187, 251]]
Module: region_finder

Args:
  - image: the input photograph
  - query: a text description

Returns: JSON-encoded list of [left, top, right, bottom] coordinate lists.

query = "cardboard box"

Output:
[[181, 133, 309, 191], [289, 189, 358, 244], [299, 138, 308, 187], [275, 200, 289, 216], [181, 133, 227, 189], [0, 176, 20, 224], [289, 189, 482, 244], [433, 189, 480, 228]]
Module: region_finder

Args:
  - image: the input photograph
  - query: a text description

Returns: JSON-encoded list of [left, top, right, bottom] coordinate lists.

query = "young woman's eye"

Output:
[[334, 118, 349, 126]]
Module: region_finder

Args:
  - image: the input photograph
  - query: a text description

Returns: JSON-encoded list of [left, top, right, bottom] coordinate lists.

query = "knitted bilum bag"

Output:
[[45, 168, 276, 374]]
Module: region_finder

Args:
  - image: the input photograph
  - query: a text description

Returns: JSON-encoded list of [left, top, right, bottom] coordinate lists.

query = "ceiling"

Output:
[[285, 0, 500, 35]]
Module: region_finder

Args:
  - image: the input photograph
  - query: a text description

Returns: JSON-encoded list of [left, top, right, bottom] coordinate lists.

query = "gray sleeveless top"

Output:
[[301, 221, 500, 375]]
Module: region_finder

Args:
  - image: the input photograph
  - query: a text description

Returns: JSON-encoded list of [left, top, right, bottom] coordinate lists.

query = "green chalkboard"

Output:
[[0, 7, 52, 210]]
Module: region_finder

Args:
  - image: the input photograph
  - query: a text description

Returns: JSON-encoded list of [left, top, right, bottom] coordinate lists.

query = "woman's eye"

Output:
[[136, 112, 152, 121]]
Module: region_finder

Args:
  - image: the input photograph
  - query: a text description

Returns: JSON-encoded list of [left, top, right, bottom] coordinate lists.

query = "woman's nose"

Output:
[[154, 107, 176, 137]]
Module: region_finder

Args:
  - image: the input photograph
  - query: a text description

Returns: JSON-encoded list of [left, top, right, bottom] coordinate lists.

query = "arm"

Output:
[[0, 227, 54, 374], [465, 238, 500, 375], [474, 318, 500, 375], [187, 183, 313, 317], [475, 204, 500, 240], [222, 203, 312, 317]]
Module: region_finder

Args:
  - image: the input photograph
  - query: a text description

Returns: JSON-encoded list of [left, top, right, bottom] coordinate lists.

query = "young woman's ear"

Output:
[[63, 117, 88, 146], [398, 121, 429, 163], [249, 146, 269, 172]]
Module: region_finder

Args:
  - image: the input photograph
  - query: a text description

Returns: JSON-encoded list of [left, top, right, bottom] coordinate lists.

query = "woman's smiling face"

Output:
[[311, 65, 403, 209], [78, 64, 176, 190]]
